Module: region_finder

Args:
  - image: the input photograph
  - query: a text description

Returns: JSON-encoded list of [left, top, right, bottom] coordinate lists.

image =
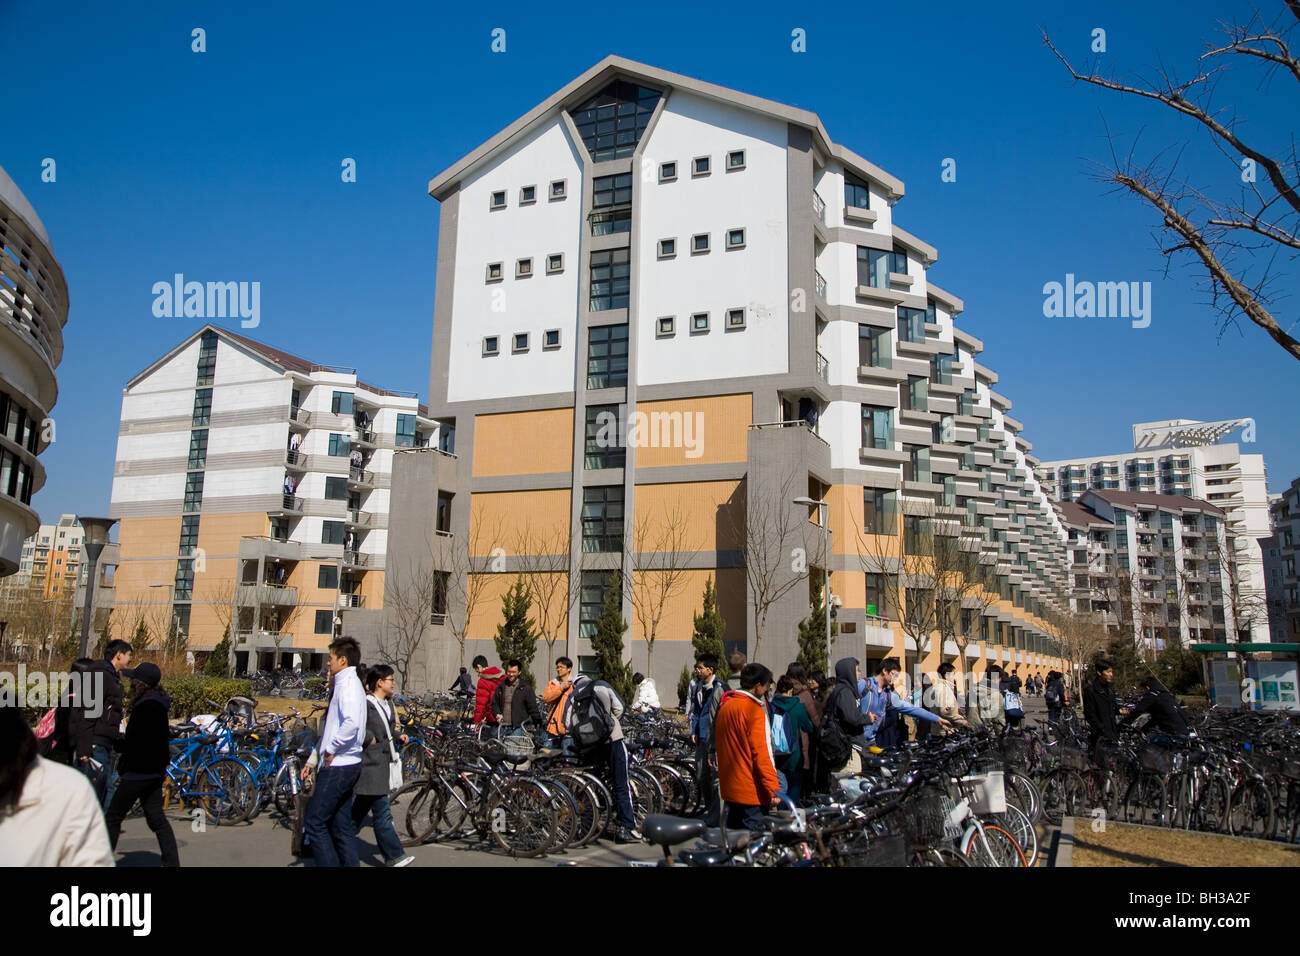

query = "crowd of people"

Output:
[[0, 633, 1205, 866]]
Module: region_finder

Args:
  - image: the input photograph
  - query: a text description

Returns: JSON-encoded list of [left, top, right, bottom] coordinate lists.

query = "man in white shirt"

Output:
[[301, 636, 367, 866]]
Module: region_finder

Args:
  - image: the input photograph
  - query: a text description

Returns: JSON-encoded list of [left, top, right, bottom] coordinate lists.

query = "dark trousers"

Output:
[[694, 741, 721, 826], [595, 739, 635, 830], [91, 739, 117, 806], [1047, 707, 1062, 726], [725, 802, 764, 832], [105, 773, 180, 867], [304, 763, 362, 867], [351, 793, 404, 862]]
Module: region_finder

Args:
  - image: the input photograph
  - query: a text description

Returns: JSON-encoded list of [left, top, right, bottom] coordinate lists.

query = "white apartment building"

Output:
[[0, 164, 67, 577], [1262, 479, 1300, 643], [13, 512, 83, 598], [1038, 418, 1270, 642], [110, 326, 438, 668], [383, 56, 1074, 691]]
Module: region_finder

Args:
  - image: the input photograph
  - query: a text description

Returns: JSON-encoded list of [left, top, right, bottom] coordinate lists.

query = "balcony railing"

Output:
[[815, 271, 827, 299], [816, 352, 829, 382], [339, 593, 365, 609], [346, 510, 373, 528], [812, 191, 826, 224], [285, 449, 306, 469], [288, 407, 311, 427], [280, 495, 303, 512], [343, 550, 368, 567], [348, 467, 375, 486]]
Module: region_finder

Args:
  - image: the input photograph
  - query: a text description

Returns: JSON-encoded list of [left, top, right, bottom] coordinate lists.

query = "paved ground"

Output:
[[114, 803, 664, 868]]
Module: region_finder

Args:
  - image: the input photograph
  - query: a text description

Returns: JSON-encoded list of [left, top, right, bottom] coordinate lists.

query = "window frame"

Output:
[[516, 257, 533, 278], [543, 329, 561, 350], [550, 179, 567, 200], [657, 238, 676, 259], [659, 161, 677, 182], [691, 233, 710, 255], [483, 336, 500, 357], [546, 253, 564, 274], [656, 316, 675, 338], [692, 155, 711, 176], [690, 312, 710, 334], [513, 332, 530, 353], [726, 308, 746, 330], [725, 227, 746, 250], [519, 184, 537, 204], [726, 149, 746, 171], [490, 190, 506, 210]]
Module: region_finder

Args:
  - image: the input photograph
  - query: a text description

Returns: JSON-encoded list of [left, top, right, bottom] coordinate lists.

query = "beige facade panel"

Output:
[[472, 408, 575, 477], [632, 480, 744, 553], [632, 394, 752, 468], [470, 488, 572, 550]]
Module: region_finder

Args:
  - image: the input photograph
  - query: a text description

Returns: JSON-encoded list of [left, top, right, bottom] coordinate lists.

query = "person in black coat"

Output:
[[1123, 676, 1190, 739], [1044, 670, 1066, 726], [812, 658, 871, 792], [103, 662, 180, 867], [44, 658, 95, 766], [351, 665, 413, 867], [1083, 660, 1126, 757]]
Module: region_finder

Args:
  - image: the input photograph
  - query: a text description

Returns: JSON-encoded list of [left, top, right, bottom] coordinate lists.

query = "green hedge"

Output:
[[158, 675, 254, 720]]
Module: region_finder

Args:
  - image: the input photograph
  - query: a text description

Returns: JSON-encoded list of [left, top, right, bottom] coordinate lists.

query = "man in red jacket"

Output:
[[715, 663, 779, 832], [471, 656, 504, 734]]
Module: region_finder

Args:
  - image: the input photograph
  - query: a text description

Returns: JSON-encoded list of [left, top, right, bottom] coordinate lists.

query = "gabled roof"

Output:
[[1084, 488, 1225, 517], [427, 55, 906, 202], [1056, 500, 1109, 529], [125, 325, 429, 415]]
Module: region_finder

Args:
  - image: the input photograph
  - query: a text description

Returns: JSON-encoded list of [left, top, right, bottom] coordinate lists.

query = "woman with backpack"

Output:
[[770, 675, 815, 805], [1044, 670, 1066, 726]]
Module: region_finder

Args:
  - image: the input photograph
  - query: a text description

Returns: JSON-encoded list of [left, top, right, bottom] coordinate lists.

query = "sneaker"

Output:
[[614, 827, 643, 845], [385, 855, 415, 868]]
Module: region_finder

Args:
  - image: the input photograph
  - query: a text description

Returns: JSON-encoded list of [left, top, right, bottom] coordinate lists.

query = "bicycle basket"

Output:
[[830, 831, 906, 867], [224, 696, 257, 730], [1138, 745, 1173, 775], [1058, 745, 1089, 772], [898, 788, 955, 846], [1000, 734, 1031, 770], [960, 770, 1006, 815], [499, 733, 535, 759]]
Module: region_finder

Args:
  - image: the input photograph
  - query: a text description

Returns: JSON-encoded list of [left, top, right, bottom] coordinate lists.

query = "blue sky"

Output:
[[3, 0, 1296, 529]]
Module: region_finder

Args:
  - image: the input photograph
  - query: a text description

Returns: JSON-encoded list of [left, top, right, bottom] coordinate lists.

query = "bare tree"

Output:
[[1044, 5, 1300, 363], [627, 500, 699, 674], [728, 469, 811, 660], [514, 521, 579, 674], [1046, 608, 1112, 699], [382, 543, 441, 691], [857, 501, 942, 671], [445, 513, 505, 669]]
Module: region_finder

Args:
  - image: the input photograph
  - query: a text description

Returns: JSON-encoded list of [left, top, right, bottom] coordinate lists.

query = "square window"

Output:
[[550, 179, 567, 199], [520, 184, 536, 204], [516, 257, 532, 278], [513, 333, 529, 353], [657, 316, 675, 337], [486, 262, 503, 281], [692, 233, 710, 254], [691, 312, 709, 333], [692, 156, 710, 176], [483, 336, 499, 356], [659, 161, 677, 182], [727, 149, 746, 170], [543, 329, 561, 350], [490, 190, 506, 209], [726, 227, 746, 249], [657, 238, 676, 258], [547, 253, 564, 274], [726, 308, 746, 329]]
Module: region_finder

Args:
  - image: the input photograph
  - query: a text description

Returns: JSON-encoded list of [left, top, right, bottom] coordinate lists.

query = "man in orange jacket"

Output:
[[714, 663, 780, 831]]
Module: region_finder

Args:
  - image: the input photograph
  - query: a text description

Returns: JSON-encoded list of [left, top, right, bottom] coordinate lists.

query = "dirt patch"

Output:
[[1071, 820, 1300, 867]]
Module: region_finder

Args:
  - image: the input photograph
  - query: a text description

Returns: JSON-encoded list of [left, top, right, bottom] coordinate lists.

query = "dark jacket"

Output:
[[356, 696, 400, 796], [1125, 690, 1189, 737], [770, 695, 815, 774], [118, 686, 172, 776], [492, 677, 542, 728], [449, 671, 474, 695], [87, 659, 125, 745], [1083, 679, 1119, 745], [826, 658, 869, 738], [1045, 676, 1066, 710]]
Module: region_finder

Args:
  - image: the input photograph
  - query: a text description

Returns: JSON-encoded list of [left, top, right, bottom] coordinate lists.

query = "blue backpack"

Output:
[[768, 703, 794, 759]]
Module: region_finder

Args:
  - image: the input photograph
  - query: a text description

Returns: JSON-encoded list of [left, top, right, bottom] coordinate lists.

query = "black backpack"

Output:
[[565, 679, 618, 752], [817, 687, 854, 770]]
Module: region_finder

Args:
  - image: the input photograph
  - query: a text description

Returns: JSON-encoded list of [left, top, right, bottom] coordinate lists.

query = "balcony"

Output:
[[237, 584, 299, 607], [239, 536, 304, 563], [285, 449, 307, 470], [348, 467, 376, 488], [339, 593, 365, 609], [346, 509, 374, 528], [843, 204, 878, 226], [353, 429, 376, 449], [288, 406, 311, 429], [272, 495, 304, 515], [816, 352, 829, 383], [343, 550, 369, 568], [812, 191, 826, 224], [815, 271, 827, 300]]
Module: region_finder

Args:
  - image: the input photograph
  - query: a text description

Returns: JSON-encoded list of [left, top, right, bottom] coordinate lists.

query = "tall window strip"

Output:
[[196, 331, 218, 386]]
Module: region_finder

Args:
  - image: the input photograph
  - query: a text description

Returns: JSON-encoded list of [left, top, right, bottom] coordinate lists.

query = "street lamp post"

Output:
[[793, 496, 832, 667], [76, 517, 117, 659]]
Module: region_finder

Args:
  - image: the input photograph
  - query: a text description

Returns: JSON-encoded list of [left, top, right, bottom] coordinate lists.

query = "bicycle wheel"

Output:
[[195, 758, 258, 824], [628, 767, 664, 828], [993, 804, 1039, 867], [1038, 770, 1070, 826], [1004, 771, 1042, 824], [1228, 780, 1275, 839], [399, 741, 429, 783], [488, 779, 557, 858], [962, 824, 1027, 867], [550, 770, 602, 847], [271, 761, 299, 821], [397, 777, 451, 846], [571, 770, 613, 844], [1190, 775, 1229, 834], [1124, 771, 1168, 827], [544, 779, 581, 852], [912, 846, 973, 867], [644, 761, 692, 815]]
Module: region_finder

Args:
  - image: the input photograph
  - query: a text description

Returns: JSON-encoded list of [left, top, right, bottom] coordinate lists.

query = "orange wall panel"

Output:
[[472, 408, 574, 477], [632, 394, 751, 468]]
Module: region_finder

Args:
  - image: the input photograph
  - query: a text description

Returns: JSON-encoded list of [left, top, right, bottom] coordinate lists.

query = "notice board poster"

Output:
[[1249, 661, 1299, 712], [1209, 660, 1243, 709]]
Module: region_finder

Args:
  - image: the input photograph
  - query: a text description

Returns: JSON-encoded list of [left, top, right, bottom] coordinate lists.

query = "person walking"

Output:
[[1044, 670, 1066, 726], [302, 636, 368, 867], [541, 656, 575, 751], [85, 639, 132, 805], [0, 706, 114, 867], [492, 660, 541, 735], [102, 663, 180, 867], [45, 657, 95, 767], [685, 653, 729, 826], [715, 664, 781, 831], [769, 675, 815, 805], [1001, 668, 1026, 731], [352, 664, 414, 867], [471, 656, 505, 736]]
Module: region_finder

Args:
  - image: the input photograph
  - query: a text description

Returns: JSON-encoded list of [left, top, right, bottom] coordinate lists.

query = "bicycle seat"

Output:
[[482, 750, 530, 767], [642, 815, 706, 846], [677, 847, 731, 866]]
